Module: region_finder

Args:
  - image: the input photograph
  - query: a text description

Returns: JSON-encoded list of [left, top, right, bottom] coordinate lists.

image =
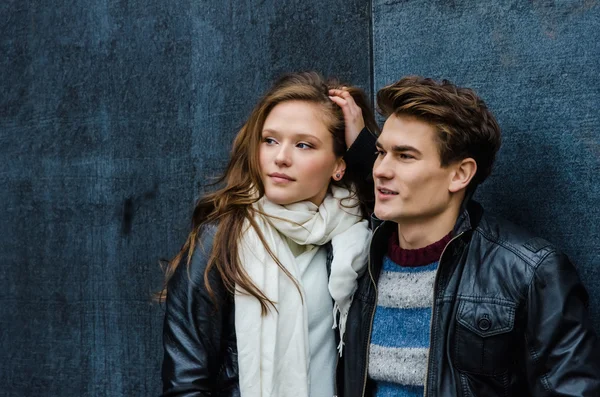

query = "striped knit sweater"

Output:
[[368, 231, 452, 397]]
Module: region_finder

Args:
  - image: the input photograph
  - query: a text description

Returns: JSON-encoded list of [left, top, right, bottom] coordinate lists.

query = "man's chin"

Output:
[[373, 206, 397, 222]]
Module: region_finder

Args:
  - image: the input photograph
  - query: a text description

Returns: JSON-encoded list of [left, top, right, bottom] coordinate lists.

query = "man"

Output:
[[339, 77, 600, 396]]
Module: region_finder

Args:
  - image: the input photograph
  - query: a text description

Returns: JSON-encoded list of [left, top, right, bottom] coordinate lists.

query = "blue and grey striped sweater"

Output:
[[368, 232, 450, 397]]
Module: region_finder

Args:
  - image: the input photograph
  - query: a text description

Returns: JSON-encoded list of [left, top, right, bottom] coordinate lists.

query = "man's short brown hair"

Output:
[[377, 76, 502, 186]]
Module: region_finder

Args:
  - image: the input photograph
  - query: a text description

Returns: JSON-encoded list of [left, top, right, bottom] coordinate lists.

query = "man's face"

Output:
[[373, 114, 456, 224]]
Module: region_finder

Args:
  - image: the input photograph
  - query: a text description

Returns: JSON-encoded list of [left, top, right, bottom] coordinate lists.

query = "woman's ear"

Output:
[[332, 158, 346, 181], [449, 158, 477, 193]]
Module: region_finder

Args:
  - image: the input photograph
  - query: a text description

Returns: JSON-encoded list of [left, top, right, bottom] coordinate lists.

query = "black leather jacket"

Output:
[[339, 200, 600, 397], [161, 225, 339, 396], [161, 226, 240, 397], [161, 129, 377, 396]]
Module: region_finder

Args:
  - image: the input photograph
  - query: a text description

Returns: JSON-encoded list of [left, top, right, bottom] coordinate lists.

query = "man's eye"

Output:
[[375, 150, 385, 156], [399, 153, 414, 160]]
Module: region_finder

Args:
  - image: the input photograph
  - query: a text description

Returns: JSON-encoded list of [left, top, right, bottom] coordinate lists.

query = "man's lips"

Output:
[[269, 173, 295, 182], [376, 186, 398, 195]]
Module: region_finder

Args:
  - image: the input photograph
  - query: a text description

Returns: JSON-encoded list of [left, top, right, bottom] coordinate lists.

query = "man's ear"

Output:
[[449, 158, 477, 193], [332, 158, 346, 181]]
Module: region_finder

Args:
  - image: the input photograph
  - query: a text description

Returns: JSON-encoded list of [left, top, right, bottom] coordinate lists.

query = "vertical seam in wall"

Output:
[[368, 0, 375, 110]]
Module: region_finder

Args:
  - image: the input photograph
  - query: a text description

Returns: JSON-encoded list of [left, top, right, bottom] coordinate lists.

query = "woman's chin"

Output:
[[264, 192, 294, 206]]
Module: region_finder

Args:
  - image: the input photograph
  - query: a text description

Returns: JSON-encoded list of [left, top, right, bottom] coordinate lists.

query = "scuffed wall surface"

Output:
[[2, 0, 598, 395], [373, 0, 600, 329], [0, 1, 371, 395]]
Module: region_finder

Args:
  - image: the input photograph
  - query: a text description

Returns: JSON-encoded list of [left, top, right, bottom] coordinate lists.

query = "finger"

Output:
[[330, 93, 354, 112], [329, 87, 351, 95], [328, 88, 348, 96], [342, 91, 357, 105], [329, 95, 348, 107]]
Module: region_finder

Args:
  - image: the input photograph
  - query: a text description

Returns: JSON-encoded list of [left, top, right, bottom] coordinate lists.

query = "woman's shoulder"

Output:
[[169, 223, 221, 290], [190, 223, 219, 271], [163, 223, 232, 341]]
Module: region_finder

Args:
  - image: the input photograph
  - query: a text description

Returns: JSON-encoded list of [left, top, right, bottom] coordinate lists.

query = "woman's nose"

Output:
[[274, 145, 291, 167]]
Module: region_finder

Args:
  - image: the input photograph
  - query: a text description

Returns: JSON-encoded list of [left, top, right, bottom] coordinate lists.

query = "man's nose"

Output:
[[373, 156, 393, 180]]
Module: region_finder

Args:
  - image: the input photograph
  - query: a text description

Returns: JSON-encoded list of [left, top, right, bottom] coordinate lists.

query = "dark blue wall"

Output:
[[373, 0, 600, 328], [0, 1, 371, 395], [1, 1, 599, 396]]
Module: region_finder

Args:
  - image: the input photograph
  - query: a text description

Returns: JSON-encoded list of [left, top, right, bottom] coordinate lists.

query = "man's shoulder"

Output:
[[473, 210, 561, 269]]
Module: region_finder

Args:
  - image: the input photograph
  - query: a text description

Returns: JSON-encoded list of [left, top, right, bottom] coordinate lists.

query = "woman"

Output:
[[160, 72, 378, 397]]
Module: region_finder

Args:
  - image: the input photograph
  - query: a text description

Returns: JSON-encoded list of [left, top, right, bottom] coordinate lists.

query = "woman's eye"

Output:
[[263, 137, 276, 145], [297, 142, 312, 149]]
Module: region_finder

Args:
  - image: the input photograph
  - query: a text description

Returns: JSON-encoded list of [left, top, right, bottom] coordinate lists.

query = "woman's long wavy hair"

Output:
[[159, 71, 379, 314]]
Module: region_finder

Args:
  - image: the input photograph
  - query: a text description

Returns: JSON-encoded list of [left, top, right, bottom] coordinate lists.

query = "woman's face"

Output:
[[259, 100, 344, 206]]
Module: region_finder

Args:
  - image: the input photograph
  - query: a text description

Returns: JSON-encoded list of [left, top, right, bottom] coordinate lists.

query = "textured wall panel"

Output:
[[373, 0, 600, 329], [0, 0, 371, 395]]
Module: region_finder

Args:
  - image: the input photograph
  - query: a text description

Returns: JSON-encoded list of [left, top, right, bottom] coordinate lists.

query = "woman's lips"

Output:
[[269, 173, 295, 183]]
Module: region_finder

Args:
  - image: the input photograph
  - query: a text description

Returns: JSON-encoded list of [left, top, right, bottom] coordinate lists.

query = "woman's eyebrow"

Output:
[[262, 129, 322, 144], [294, 133, 322, 144]]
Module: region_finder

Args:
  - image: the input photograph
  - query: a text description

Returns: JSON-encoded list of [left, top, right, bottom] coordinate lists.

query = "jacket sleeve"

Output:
[[161, 227, 226, 397], [524, 251, 600, 396], [344, 127, 377, 173], [344, 127, 378, 215]]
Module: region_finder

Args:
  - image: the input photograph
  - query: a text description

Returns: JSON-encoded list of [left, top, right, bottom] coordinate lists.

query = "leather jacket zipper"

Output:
[[360, 224, 382, 397], [334, 351, 340, 397], [423, 231, 465, 397]]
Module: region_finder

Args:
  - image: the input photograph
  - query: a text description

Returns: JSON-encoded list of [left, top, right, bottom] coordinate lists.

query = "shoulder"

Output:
[[189, 223, 219, 275], [168, 223, 221, 293], [468, 210, 582, 302], [473, 211, 563, 270]]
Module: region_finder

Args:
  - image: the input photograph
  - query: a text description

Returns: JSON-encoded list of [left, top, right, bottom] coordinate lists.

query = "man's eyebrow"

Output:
[[375, 140, 422, 155], [391, 145, 421, 155]]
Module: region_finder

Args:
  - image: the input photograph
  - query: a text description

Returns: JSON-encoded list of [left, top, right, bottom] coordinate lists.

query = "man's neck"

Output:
[[396, 205, 461, 250]]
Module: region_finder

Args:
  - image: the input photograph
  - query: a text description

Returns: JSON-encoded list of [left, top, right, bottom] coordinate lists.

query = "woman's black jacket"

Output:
[[161, 129, 378, 396]]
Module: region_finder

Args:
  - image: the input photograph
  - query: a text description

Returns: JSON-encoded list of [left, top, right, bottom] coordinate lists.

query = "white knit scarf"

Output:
[[235, 186, 370, 397]]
